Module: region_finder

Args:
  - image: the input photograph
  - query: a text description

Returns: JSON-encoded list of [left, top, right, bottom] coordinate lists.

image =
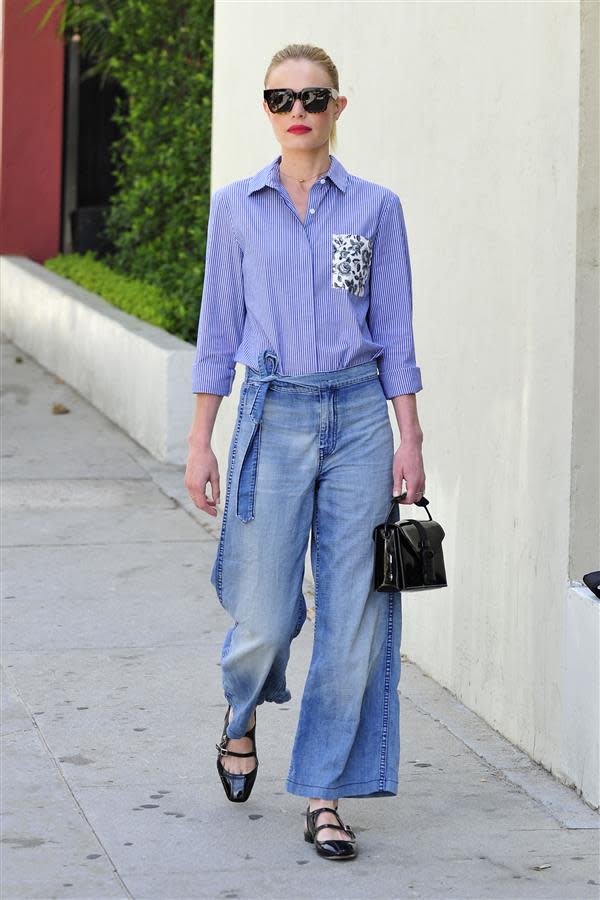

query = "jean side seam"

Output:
[[313, 496, 321, 624], [378, 591, 395, 789], [216, 401, 245, 601]]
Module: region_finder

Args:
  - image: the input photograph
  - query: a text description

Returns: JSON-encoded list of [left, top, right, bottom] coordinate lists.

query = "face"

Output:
[[263, 59, 347, 153]]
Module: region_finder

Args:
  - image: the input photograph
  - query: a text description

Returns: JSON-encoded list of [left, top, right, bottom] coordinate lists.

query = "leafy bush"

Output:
[[45, 251, 188, 336], [30, 0, 214, 344]]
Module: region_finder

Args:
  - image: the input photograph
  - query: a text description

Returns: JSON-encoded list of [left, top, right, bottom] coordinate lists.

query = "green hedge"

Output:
[[34, 0, 214, 345], [45, 251, 188, 335]]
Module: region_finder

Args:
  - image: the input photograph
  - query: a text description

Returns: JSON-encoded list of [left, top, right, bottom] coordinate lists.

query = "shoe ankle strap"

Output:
[[307, 805, 339, 817], [307, 805, 354, 836], [215, 741, 256, 758]]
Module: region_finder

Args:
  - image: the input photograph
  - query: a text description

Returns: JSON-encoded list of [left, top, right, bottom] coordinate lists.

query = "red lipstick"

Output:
[[287, 125, 311, 134]]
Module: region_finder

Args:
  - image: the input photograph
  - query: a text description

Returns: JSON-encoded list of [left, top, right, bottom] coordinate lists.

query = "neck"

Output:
[[278, 148, 332, 182]]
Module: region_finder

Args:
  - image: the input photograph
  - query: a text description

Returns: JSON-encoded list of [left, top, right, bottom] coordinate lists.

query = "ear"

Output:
[[335, 95, 349, 116]]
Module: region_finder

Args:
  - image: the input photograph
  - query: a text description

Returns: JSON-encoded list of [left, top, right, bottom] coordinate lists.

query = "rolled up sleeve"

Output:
[[367, 191, 423, 398], [191, 187, 245, 395]]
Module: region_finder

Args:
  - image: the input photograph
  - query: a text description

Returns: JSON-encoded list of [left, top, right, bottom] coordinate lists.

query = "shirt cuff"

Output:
[[191, 362, 235, 396], [378, 365, 423, 399]]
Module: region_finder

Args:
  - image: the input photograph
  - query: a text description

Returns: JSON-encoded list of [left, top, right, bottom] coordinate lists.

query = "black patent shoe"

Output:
[[304, 804, 357, 860], [215, 705, 258, 802]]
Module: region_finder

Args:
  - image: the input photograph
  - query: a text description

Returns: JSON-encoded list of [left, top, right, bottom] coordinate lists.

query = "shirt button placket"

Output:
[[305, 189, 318, 371]]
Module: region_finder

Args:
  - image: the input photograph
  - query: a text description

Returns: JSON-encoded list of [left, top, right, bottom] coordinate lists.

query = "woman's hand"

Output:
[[184, 445, 221, 517], [390, 393, 425, 504], [393, 440, 426, 504], [185, 393, 224, 517]]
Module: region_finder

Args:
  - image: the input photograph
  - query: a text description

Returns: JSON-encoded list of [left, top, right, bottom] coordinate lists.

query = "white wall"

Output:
[[210, 0, 599, 806], [0, 257, 196, 464]]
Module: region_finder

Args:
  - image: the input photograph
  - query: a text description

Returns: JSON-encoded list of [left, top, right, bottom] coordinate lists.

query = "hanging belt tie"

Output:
[[234, 349, 285, 523]]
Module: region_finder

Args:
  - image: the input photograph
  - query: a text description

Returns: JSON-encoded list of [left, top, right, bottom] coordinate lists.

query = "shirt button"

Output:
[[309, 208, 315, 214], [320, 179, 325, 184]]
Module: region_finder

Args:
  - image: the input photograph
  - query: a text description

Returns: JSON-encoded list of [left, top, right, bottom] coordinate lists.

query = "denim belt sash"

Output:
[[236, 349, 314, 523]]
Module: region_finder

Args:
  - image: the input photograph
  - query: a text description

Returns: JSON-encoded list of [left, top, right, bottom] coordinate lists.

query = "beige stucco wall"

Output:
[[210, 0, 599, 806]]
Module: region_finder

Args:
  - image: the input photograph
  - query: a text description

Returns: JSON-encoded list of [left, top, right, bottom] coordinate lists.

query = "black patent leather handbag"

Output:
[[372, 492, 448, 592]]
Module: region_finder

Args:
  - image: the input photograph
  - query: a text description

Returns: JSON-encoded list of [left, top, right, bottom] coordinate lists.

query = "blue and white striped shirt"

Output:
[[191, 153, 422, 399]]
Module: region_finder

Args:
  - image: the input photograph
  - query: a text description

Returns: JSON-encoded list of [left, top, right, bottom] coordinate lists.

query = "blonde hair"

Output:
[[264, 43, 340, 153]]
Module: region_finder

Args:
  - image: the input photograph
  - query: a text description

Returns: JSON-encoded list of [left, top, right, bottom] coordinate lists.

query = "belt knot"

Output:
[[247, 349, 280, 423]]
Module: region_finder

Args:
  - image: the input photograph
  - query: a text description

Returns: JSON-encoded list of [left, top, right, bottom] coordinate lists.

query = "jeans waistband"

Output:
[[244, 349, 379, 392]]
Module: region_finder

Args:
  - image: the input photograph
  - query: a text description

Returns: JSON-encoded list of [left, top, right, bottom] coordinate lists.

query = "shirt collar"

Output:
[[247, 153, 349, 195]]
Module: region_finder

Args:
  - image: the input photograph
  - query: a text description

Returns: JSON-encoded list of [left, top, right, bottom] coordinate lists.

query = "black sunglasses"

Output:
[[263, 87, 339, 114]]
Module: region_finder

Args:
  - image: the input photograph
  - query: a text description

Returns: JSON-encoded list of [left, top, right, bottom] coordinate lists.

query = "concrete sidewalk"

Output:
[[1, 333, 598, 900]]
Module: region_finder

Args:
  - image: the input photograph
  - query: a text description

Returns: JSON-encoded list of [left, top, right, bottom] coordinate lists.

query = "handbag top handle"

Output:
[[387, 492, 433, 527]]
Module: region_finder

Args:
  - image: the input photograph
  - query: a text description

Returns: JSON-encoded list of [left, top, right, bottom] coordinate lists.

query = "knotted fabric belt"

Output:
[[236, 349, 310, 523], [245, 348, 314, 424]]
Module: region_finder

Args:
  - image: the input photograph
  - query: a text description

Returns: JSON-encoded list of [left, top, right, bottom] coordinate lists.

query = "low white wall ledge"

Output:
[[559, 581, 600, 809], [0, 255, 196, 464]]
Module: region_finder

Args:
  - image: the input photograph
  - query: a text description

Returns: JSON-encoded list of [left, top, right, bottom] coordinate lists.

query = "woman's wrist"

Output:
[[187, 434, 213, 451], [390, 393, 423, 445], [187, 393, 223, 452], [398, 428, 423, 447]]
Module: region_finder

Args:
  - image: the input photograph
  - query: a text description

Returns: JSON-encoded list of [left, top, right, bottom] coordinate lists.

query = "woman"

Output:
[[184, 43, 425, 861]]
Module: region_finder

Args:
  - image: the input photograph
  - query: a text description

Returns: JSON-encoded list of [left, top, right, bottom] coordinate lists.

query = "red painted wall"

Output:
[[0, 0, 65, 261]]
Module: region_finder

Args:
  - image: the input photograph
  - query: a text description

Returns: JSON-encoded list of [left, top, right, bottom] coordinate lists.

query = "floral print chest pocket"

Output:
[[332, 233, 374, 297]]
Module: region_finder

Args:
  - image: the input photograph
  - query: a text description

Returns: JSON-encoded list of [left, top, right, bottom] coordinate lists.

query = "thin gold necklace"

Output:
[[279, 159, 330, 184]]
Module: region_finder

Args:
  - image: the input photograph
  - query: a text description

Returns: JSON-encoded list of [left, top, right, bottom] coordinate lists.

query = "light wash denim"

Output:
[[210, 348, 402, 799]]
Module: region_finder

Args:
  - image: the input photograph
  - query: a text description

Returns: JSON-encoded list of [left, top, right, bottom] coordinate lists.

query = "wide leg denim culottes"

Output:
[[210, 348, 402, 799]]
